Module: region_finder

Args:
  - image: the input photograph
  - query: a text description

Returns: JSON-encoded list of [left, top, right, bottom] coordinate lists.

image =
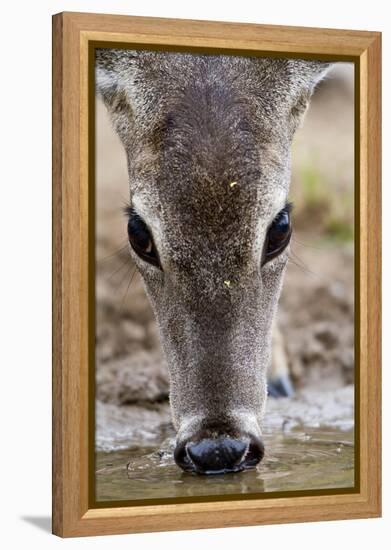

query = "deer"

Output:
[[96, 49, 330, 475]]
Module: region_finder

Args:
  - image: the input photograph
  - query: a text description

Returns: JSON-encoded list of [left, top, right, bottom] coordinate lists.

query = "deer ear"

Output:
[[95, 49, 140, 144], [300, 60, 333, 88], [289, 61, 333, 132], [95, 49, 123, 108]]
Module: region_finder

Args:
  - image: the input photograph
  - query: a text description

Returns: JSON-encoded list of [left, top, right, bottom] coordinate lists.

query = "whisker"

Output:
[[291, 235, 325, 250], [288, 249, 320, 279], [287, 255, 313, 276], [113, 261, 134, 292], [118, 266, 138, 315], [97, 242, 129, 265], [106, 256, 132, 283]]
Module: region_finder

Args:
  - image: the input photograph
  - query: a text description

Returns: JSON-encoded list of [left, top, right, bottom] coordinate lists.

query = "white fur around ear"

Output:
[[95, 66, 119, 101], [304, 61, 334, 90], [95, 48, 142, 109], [287, 60, 333, 90], [95, 48, 130, 106], [288, 61, 333, 134]]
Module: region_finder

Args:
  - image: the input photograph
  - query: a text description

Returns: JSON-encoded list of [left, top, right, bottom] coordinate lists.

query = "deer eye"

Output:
[[263, 204, 292, 265], [126, 207, 161, 269]]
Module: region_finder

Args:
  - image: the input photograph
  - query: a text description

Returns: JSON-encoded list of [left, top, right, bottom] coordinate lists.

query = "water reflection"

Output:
[[96, 426, 354, 502]]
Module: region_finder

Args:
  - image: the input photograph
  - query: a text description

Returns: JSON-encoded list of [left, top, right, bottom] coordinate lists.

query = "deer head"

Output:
[[96, 49, 330, 474]]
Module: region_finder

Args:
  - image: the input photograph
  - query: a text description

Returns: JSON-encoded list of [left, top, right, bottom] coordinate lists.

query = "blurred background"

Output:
[[95, 60, 355, 500]]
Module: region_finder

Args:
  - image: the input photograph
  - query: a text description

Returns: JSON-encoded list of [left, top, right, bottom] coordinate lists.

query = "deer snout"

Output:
[[174, 434, 264, 475]]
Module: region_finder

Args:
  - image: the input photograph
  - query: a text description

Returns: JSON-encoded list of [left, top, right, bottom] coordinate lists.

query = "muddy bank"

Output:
[[279, 240, 354, 389]]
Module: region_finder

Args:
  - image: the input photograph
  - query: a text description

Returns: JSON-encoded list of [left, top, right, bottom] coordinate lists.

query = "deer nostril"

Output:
[[173, 440, 194, 472], [243, 436, 265, 467], [185, 437, 250, 475], [174, 435, 265, 475]]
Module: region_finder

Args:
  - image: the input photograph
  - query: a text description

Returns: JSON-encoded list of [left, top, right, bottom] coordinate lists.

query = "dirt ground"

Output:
[[95, 62, 355, 408]]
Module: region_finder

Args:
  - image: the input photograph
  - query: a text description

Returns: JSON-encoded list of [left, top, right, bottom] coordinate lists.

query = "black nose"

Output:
[[174, 436, 264, 475]]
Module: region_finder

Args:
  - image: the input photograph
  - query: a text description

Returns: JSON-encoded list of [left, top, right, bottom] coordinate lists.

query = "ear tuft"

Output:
[[95, 49, 121, 106], [309, 61, 333, 89], [288, 60, 334, 133], [295, 60, 334, 90], [95, 66, 119, 106], [95, 48, 143, 110]]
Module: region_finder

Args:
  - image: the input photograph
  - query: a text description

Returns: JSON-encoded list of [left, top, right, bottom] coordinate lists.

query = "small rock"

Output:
[[313, 322, 339, 348]]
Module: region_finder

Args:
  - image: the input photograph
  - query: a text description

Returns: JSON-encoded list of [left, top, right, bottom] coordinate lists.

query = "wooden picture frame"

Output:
[[52, 11, 381, 537]]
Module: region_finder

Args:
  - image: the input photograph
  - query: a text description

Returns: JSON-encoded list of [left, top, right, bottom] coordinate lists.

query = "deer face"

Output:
[[96, 51, 329, 474]]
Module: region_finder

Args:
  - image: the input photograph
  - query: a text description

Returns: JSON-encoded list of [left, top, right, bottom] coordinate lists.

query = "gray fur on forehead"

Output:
[[96, 49, 330, 261], [96, 48, 330, 97], [96, 50, 330, 250], [96, 49, 330, 155], [96, 49, 329, 183]]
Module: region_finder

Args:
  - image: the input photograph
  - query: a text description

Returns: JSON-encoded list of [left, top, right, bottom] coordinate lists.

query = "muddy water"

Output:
[[95, 425, 354, 502]]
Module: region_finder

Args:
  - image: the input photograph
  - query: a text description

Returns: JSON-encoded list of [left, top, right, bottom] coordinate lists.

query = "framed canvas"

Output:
[[52, 11, 381, 538]]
